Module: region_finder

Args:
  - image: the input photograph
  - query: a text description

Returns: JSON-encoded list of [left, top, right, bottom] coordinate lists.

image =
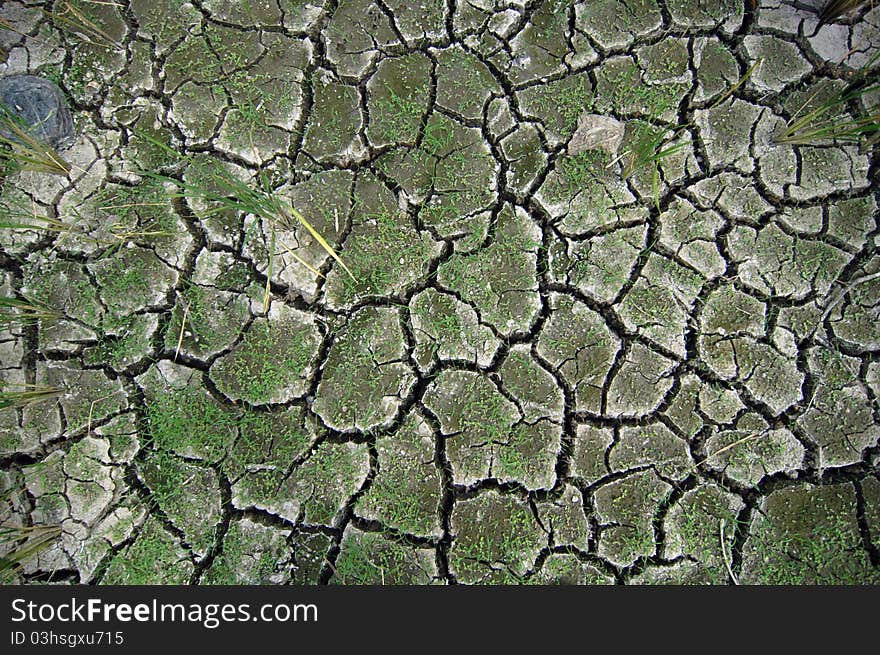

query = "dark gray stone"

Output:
[[0, 74, 75, 149]]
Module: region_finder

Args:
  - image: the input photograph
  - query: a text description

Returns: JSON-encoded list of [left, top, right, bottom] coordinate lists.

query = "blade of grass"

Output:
[[0, 215, 69, 232], [0, 385, 62, 411], [615, 120, 690, 209], [817, 270, 880, 327], [708, 58, 763, 110], [777, 108, 879, 145], [719, 519, 740, 585], [51, 0, 123, 49], [0, 524, 62, 573], [0, 17, 24, 37], [173, 298, 189, 362], [820, 0, 873, 23], [142, 172, 352, 280], [614, 55, 762, 189], [1, 193, 69, 232], [276, 234, 324, 278], [264, 226, 275, 310], [692, 432, 767, 470], [776, 51, 879, 147], [0, 102, 72, 176], [0, 296, 62, 328], [287, 206, 354, 280]]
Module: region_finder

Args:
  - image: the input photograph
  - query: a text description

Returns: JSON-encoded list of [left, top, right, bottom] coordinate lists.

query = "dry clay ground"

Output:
[[1, 0, 879, 585]]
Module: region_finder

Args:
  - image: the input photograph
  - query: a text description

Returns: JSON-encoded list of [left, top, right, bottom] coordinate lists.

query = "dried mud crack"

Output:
[[1, 0, 879, 585]]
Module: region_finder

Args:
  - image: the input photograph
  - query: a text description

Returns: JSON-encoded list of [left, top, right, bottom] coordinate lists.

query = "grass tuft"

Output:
[[776, 93, 879, 148], [776, 52, 879, 149], [609, 57, 762, 209], [0, 103, 71, 176], [0, 296, 62, 329], [819, 0, 874, 23], [611, 120, 690, 209], [0, 193, 70, 233], [0, 490, 61, 582], [132, 131, 354, 301]]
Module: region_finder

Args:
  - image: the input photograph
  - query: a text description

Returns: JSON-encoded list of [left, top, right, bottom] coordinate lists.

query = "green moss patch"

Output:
[[102, 517, 193, 584], [138, 450, 222, 557], [210, 305, 321, 404], [742, 483, 880, 584], [449, 491, 545, 584], [355, 414, 443, 537], [332, 529, 437, 585], [437, 205, 540, 336], [312, 306, 415, 432], [594, 469, 670, 567], [203, 519, 291, 585]]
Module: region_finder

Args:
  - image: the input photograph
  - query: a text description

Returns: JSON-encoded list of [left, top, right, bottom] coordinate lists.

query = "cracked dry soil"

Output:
[[1, 0, 879, 585]]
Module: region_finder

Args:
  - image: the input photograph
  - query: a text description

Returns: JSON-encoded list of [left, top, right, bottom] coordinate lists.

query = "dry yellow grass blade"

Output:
[[277, 234, 325, 279], [134, 133, 355, 284], [692, 432, 767, 470], [263, 227, 276, 310], [51, 0, 123, 49], [287, 206, 355, 281], [173, 298, 190, 362], [720, 519, 740, 585]]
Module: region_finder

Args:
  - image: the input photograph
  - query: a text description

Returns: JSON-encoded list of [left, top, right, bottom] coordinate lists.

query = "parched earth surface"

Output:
[[1, 0, 879, 585]]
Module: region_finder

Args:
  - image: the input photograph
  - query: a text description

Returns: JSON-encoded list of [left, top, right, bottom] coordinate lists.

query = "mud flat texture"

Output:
[[0, 0, 879, 585]]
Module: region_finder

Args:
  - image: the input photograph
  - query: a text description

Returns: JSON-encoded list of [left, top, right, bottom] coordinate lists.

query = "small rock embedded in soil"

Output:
[[567, 113, 624, 156], [0, 74, 75, 149]]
